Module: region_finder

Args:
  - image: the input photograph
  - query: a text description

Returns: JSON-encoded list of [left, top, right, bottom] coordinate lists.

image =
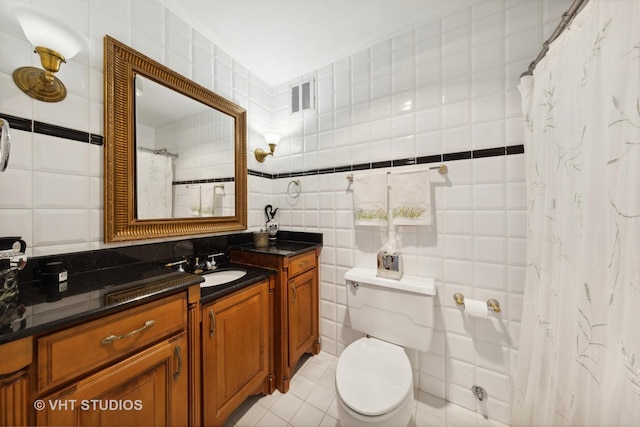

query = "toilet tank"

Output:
[[344, 267, 436, 352]]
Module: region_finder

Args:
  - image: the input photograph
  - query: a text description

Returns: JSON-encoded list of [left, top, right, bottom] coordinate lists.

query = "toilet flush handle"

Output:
[[351, 281, 359, 289]]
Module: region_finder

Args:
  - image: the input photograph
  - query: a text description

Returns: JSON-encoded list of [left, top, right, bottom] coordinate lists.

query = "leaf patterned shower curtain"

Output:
[[512, 0, 640, 425], [136, 150, 174, 219]]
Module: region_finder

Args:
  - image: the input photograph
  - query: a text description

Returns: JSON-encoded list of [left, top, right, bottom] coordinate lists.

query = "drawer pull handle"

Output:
[[298, 261, 309, 268], [291, 284, 297, 304], [174, 345, 182, 381], [209, 309, 215, 338], [101, 320, 156, 345]]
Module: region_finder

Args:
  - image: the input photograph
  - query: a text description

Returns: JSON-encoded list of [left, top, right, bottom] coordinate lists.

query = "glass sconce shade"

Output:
[[11, 3, 88, 102]]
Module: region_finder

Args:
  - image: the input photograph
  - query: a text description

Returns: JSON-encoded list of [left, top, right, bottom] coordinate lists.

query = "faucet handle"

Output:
[[207, 252, 225, 268], [165, 259, 187, 272]]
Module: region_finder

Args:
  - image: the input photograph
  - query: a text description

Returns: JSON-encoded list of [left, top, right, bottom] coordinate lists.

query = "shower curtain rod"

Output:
[[521, 0, 588, 78], [137, 146, 179, 159]]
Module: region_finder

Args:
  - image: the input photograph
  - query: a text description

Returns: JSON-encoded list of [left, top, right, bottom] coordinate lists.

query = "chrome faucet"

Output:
[[195, 252, 224, 273]]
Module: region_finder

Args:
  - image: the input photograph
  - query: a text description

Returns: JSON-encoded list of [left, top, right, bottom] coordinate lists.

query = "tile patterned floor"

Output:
[[225, 352, 510, 427]]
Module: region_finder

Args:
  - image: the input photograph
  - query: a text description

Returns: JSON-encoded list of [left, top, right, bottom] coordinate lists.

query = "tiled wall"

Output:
[[0, 0, 274, 256], [264, 0, 573, 424], [0, 0, 575, 424]]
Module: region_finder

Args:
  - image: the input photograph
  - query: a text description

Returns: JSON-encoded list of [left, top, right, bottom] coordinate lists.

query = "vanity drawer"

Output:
[[288, 250, 316, 278], [37, 292, 186, 393]]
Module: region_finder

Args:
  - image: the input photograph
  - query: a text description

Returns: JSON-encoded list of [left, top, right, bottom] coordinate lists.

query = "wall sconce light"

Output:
[[11, 4, 88, 103], [254, 133, 281, 162]]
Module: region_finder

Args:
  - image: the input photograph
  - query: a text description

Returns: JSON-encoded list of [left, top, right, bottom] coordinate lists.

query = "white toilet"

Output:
[[336, 267, 436, 427]]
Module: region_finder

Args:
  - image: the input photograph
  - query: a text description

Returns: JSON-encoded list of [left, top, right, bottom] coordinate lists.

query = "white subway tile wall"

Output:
[[0, 0, 575, 424]]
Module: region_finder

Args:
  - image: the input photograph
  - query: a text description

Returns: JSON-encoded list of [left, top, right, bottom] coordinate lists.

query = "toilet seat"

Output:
[[336, 337, 413, 416]]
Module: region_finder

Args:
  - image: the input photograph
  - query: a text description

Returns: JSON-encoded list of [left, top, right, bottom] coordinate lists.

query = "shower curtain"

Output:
[[512, 1, 640, 425], [136, 150, 173, 219]]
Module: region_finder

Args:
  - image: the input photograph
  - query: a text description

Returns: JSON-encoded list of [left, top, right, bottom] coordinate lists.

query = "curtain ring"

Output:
[[287, 179, 301, 198]]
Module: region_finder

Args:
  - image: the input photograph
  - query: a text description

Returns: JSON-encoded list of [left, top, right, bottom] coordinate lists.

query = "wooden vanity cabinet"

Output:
[[33, 290, 194, 427], [201, 278, 274, 427], [36, 334, 187, 426], [231, 247, 320, 393]]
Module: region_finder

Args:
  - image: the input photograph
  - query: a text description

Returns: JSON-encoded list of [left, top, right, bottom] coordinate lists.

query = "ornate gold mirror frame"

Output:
[[104, 35, 247, 242]]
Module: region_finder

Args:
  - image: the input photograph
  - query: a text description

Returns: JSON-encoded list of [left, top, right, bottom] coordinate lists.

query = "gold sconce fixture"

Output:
[[11, 4, 88, 103], [254, 133, 281, 162]]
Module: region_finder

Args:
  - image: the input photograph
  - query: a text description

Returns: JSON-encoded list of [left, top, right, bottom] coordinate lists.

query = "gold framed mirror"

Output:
[[104, 35, 247, 242]]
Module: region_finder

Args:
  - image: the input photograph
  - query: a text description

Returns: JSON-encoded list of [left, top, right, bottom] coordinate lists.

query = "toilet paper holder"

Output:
[[453, 292, 501, 313]]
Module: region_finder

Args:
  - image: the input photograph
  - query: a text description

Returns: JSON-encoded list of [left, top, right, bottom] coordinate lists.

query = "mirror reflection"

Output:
[[134, 75, 236, 219]]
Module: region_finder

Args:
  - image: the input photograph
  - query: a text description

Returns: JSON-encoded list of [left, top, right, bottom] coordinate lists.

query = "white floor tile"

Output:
[[319, 413, 341, 427], [326, 397, 340, 420], [299, 360, 329, 382], [289, 373, 317, 400], [225, 353, 504, 427], [318, 367, 336, 391], [233, 400, 267, 426], [257, 389, 282, 410], [255, 410, 288, 427], [269, 391, 304, 422], [306, 383, 336, 412], [416, 408, 447, 427], [289, 401, 326, 427]]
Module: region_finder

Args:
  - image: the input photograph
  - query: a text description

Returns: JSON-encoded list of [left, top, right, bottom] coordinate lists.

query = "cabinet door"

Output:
[[37, 334, 187, 427], [203, 280, 269, 426], [288, 269, 318, 365], [0, 336, 32, 427], [0, 369, 29, 426]]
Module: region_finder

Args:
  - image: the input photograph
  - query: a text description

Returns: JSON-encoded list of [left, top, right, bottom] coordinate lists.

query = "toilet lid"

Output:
[[335, 337, 412, 416]]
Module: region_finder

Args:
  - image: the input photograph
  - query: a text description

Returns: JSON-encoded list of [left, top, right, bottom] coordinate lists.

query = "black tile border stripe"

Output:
[[507, 144, 525, 155], [1, 113, 32, 132], [34, 121, 90, 142], [392, 158, 416, 167], [0, 112, 103, 145], [473, 147, 506, 158], [249, 145, 526, 179], [4, 112, 524, 181], [173, 177, 234, 186], [443, 151, 472, 161], [417, 154, 442, 165], [90, 134, 104, 145]]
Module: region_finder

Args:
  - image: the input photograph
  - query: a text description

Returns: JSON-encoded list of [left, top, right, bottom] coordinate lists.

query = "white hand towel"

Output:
[[389, 170, 432, 226], [213, 185, 224, 216], [352, 172, 388, 226], [200, 185, 214, 217], [187, 185, 201, 216]]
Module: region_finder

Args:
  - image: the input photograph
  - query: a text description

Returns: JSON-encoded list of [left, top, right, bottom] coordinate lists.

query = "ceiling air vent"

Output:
[[291, 79, 314, 114]]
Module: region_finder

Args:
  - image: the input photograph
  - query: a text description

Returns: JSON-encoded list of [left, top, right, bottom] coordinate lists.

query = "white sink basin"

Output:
[[200, 269, 247, 287]]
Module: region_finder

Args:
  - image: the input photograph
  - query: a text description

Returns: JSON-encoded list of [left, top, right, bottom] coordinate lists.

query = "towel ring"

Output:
[[287, 179, 301, 198]]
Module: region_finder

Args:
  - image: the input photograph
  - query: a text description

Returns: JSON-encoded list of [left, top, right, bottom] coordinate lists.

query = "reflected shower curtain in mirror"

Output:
[[136, 150, 173, 219], [513, 0, 640, 425]]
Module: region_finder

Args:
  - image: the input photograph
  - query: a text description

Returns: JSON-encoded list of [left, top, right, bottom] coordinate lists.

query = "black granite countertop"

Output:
[[0, 232, 322, 346], [0, 262, 277, 345], [0, 262, 201, 345], [231, 240, 322, 257]]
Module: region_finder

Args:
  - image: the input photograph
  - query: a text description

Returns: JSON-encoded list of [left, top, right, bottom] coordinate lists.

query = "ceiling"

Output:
[[159, 0, 483, 87]]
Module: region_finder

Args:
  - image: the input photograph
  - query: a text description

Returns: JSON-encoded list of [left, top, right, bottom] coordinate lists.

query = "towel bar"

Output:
[[346, 164, 447, 182]]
